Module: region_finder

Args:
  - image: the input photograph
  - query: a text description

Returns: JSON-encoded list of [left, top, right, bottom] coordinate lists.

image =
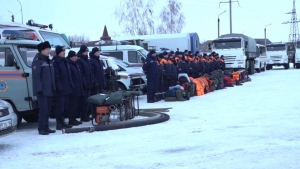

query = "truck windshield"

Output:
[[39, 31, 70, 48], [267, 45, 286, 51], [138, 49, 148, 57], [114, 59, 132, 68], [213, 40, 241, 49], [18, 46, 39, 67]]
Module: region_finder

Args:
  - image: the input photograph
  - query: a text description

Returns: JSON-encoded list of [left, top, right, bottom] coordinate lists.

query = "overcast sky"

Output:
[[0, 0, 297, 43]]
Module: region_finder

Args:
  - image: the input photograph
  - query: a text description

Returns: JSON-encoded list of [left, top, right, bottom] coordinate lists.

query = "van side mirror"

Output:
[[141, 57, 145, 64], [208, 43, 212, 50]]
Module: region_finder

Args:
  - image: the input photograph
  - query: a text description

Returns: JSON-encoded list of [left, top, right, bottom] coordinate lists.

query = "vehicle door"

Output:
[[0, 45, 31, 111]]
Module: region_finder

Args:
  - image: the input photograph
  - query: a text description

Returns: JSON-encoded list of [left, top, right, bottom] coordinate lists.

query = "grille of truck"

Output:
[[224, 56, 236, 61], [270, 56, 282, 59], [131, 78, 145, 85]]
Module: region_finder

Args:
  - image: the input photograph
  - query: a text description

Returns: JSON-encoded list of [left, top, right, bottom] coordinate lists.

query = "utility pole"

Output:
[[17, 0, 23, 24], [218, 10, 226, 38], [219, 0, 240, 34], [282, 0, 300, 67], [264, 24, 271, 47]]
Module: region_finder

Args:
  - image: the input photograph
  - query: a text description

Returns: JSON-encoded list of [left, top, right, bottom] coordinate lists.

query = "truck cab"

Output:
[[212, 34, 257, 74], [0, 21, 71, 56], [254, 44, 268, 73], [266, 43, 289, 70], [292, 42, 300, 69], [93, 45, 148, 67]]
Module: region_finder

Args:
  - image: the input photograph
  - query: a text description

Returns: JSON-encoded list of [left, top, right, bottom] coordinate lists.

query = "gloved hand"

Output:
[[93, 83, 99, 89], [37, 91, 43, 96], [83, 84, 88, 89]]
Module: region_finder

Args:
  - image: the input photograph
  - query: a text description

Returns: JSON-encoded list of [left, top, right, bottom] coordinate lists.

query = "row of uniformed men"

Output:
[[32, 41, 106, 135], [143, 50, 225, 103]]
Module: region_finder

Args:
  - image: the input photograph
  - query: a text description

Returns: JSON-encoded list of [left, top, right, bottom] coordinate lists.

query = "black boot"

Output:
[[81, 112, 90, 122], [39, 130, 49, 135], [68, 118, 80, 126], [62, 118, 73, 128], [47, 128, 56, 133], [56, 118, 66, 130]]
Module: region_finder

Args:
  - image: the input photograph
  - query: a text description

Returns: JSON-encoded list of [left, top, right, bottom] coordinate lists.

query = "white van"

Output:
[[96, 45, 148, 67], [72, 47, 146, 91]]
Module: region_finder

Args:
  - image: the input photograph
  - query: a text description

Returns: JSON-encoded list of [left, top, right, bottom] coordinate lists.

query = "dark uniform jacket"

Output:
[[143, 55, 157, 79], [169, 59, 177, 79], [160, 58, 171, 79], [52, 56, 74, 96], [90, 54, 106, 88], [157, 60, 163, 80], [67, 59, 84, 96], [32, 53, 56, 96], [77, 53, 95, 90]]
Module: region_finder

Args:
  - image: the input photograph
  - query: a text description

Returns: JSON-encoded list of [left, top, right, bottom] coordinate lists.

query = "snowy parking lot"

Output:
[[1, 67, 300, 169]]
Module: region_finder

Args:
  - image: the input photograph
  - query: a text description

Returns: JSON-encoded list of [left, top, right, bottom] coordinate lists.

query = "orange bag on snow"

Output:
[[232, 72, 240, 81], [189, 77, 204, 96], [199, 77, 209, 94]]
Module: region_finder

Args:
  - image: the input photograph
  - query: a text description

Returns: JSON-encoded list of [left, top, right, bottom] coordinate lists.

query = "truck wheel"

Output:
[[262, 63, 266, 72], [118, 84, 127, 91], [256, 62, 261, 73], [284, 63, 290, 69], [22, 110, 39, 123]]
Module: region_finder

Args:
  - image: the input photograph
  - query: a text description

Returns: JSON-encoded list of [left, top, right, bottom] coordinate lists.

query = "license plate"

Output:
[[0, 119, 12, 130]]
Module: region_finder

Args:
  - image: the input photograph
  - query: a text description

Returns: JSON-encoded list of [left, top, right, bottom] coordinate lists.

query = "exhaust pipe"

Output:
[[109, 104, 116, 111]]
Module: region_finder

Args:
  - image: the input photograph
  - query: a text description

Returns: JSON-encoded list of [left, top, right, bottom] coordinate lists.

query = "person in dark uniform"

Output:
[[77, 45, 95, 122], [142, 50, 157, 103], [160, 51, 171, 92], [155, 53, 164, 101], [32, 41, 56, 135], [52, 46, 74, 130], [169, 51, 177, 86], [90, 47, 106, 94], [66, 51, 83, 125]]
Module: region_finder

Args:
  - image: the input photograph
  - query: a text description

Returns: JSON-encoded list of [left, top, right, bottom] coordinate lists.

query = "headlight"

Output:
[[130, 80, 133, 85]]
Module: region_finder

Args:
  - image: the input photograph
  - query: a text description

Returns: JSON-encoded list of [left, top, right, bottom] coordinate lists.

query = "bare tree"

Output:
[[114, 0, 156, 35], [67, 34, 90, 47], [156, 0, 186, 34]]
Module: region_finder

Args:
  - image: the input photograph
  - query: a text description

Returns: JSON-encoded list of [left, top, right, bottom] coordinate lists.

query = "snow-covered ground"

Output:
[[1, 67, 300, 169]]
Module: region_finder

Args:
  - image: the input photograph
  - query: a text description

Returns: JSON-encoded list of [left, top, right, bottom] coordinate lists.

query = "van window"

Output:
[[109, 51, 123, 60], [128, 51, 138, 63], [137, 51, 144, 63], [0, 48, 5, 67], [4, 48, 15, 67]]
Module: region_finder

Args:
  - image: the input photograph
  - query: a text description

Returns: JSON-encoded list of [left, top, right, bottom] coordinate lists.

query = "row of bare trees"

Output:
[[114, 0, 186, 36], [67, 34, 90, 47]]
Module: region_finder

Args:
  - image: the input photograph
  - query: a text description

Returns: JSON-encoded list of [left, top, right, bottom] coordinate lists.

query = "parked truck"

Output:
[[254, 44, 268, 73], [266, 42, 289, 70], [211, 33, 257, 74], [113, 33, 201, 53]]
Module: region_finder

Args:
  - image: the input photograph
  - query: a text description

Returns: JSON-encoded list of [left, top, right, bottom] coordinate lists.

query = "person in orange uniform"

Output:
[[160, 52, 171, 93]]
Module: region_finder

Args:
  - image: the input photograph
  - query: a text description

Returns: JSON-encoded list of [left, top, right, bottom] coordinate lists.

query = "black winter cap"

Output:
[[179, 52, 184, 56], [149, 50, 156, 55], [91, 47, 100, 55], [175, 51, 179, 55], [163, 51, 168, 56], [55, 45, 65, 56], [170, 51, 174, 54], [79, 45, 89, 54], [67, 50, 77, 59], [37, 41, 51, 53], [158, 53, 164, 58]]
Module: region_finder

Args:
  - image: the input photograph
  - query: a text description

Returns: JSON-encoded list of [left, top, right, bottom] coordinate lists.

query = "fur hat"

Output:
[[67, 50, 77, 59], [163, 51, 168, 56], [195, 51, 199, 55], [55, 45, 65, 56], [149, 50, 156, 55], [79, 45, 89, 54], [37, 41, 51, 53], [91, 47, 100, 55]]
